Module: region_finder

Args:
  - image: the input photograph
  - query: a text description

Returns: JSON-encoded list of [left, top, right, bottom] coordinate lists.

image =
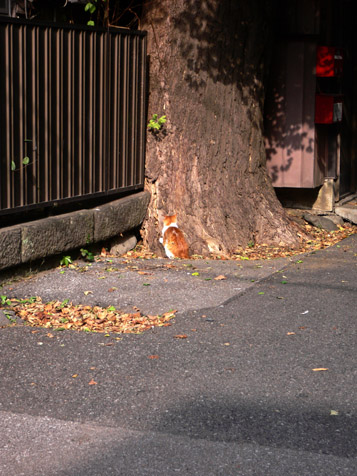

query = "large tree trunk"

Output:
[[141, 0, 300, 256]]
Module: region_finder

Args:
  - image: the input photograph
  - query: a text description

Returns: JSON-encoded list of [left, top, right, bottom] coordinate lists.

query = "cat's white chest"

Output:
[[160, 224, 178, 259]]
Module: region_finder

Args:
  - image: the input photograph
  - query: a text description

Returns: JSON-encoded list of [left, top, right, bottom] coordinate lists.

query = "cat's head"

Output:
[[163, 214, 177, 227]]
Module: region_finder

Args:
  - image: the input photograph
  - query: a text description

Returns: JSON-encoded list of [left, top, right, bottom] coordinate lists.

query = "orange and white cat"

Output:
[[159, 214, 190, 259]]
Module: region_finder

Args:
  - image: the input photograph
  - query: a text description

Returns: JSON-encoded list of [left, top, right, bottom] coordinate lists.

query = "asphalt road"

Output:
[[0, 235, 356, 475]]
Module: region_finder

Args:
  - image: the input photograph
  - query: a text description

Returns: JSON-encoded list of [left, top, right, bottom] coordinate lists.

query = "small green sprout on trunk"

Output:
[[148, 114, 167, 134]]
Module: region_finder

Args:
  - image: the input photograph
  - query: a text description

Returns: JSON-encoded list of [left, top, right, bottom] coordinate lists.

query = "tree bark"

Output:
[[141, 0, 301, 256]]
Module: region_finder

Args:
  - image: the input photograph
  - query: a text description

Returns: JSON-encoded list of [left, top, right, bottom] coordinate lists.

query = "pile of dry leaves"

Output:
[[3, 297, 176, 334], [232, 223, 357, 260]]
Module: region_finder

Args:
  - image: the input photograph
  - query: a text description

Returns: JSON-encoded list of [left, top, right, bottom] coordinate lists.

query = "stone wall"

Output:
[[0, 191, 150, 271]]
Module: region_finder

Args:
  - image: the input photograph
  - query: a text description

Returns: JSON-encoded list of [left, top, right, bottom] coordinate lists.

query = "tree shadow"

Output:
[[154, 395, 357, 458], [263, 38, 320, 186], [171, 0, 274, 107]]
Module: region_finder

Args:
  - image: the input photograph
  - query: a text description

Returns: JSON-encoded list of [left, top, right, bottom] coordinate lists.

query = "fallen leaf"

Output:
[[330, 410, 339, 416], [174, 334, 188, 339], [47, 333, 54, 338], [148, 355, 159, 359], [312, 368, 328, 372], [108, 287, 117, 292], [84, 291, 93, 295], [287, 332, 296, 335], [88, 379, 97, 385], [72, 374, 78, 378], [214, 275, 226, 280], [223, 342, 230, 346], [10, 298, 176, 335]]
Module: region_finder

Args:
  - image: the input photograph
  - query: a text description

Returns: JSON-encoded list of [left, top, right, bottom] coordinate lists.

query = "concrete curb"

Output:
[[0, 191, 150, 271]]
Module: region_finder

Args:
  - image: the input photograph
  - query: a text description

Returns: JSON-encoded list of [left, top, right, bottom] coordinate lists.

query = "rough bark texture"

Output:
[[141, 0, 300, 256]]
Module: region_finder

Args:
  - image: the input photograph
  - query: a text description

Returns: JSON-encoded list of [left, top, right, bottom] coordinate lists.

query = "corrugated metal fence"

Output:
[[0, 18, 147, 215]]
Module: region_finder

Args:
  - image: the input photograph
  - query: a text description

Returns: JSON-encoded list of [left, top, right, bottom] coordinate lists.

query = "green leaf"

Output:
[[22, 156, 30, 165], [1, 295, 11, 306], [191, 272, 200, 276], [60, 256, 72, 267], [258, 292, 265, 295], [107, 306, 116, 311], [11, 160, 16, 171], [85, 2, 96, 13], [143, 283, 151, 286], [87, 20, 95, 26]]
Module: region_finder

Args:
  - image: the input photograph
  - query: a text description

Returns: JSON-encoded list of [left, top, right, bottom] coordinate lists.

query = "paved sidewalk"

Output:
[[0, 253, 292, 316], [0, 235, 356, 475]]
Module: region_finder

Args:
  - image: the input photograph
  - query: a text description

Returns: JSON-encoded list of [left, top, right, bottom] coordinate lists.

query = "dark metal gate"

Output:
[[0, 18, 147, 215]]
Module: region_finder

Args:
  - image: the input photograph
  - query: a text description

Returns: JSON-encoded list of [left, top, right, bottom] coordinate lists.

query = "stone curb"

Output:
[[0, 191, 150, 271]]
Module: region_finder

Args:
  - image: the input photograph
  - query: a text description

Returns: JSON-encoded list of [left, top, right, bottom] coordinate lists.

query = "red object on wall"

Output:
[[315, 95, 343, 124], [316, 46, 343, 77]]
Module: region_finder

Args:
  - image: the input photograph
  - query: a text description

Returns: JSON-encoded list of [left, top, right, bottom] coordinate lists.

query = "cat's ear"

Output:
[[159, 212, 167, 224], [172, 213, 177, 221]]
